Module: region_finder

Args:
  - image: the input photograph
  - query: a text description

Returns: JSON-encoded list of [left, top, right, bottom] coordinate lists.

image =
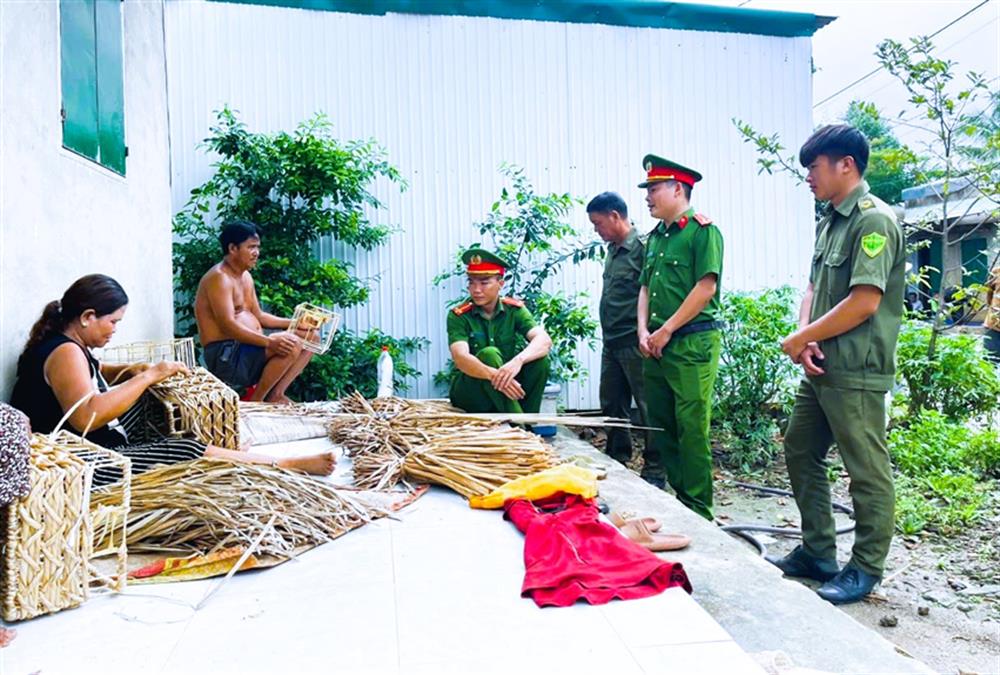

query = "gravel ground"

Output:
[[579, 429, 1000, 675]]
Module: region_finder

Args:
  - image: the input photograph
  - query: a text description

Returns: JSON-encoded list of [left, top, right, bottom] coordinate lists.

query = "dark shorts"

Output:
[[203, 340, 267, 392]]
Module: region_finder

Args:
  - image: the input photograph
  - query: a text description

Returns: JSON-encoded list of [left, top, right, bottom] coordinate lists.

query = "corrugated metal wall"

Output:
[[164, 0, 815, 407]]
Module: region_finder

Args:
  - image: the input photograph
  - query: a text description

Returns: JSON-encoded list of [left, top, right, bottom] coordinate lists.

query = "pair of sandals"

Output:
[[609, 512, 691, 552]]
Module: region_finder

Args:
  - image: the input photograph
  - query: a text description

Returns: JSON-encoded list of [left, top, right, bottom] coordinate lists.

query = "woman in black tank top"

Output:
[[10, 274, 335, 482]]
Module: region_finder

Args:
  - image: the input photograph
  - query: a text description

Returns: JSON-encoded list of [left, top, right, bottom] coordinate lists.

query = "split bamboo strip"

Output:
[[90, 459, 390, 557]]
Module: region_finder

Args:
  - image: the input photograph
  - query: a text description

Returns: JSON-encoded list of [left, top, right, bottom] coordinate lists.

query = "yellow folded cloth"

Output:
[[469, 464, 598, 509]]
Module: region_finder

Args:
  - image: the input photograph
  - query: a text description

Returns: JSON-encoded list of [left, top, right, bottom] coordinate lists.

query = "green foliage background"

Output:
[[712, 287, 800, 470], [434, 165, 602, 386], [173, 108, 426, 399]]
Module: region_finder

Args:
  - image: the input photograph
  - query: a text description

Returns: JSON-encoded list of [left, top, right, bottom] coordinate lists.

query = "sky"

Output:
[[692, 0, 1000, 149]]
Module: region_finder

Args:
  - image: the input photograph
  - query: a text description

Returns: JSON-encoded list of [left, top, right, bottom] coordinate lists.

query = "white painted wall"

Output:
[[165, 1, 816, 407], [0, 0, 174, 400]]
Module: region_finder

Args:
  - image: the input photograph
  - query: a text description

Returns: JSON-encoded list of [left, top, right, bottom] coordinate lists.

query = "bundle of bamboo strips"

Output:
[[401, 427, 558, 498], [329, 393, 497, 490], [338, 392, 459, 417], [89, 459, 388, 557], [329, 393, 629, 497]]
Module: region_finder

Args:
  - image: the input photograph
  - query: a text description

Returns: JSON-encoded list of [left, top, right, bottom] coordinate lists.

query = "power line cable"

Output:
[[838, 15, 999, 107], [813, 0, 994, 109]]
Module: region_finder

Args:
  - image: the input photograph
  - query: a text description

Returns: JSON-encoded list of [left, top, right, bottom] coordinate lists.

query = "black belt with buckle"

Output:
[[673, 320, 724, 338]]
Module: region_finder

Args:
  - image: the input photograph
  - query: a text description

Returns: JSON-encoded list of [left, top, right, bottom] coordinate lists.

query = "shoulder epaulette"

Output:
[[452, 301, 474, 315], [858, 197, 877, 212], [501, 297, 525, 308], [693, 213, 712, 226]]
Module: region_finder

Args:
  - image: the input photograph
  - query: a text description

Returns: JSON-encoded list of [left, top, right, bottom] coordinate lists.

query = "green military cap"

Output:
[[638, 154, 703, 188], [462, 247, 511, 275]]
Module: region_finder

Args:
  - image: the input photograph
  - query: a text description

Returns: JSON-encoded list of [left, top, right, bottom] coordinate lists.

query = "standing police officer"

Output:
[[637, 156, 724, 521], [769, 125, 904, 605], [587, 192, 653, 474]]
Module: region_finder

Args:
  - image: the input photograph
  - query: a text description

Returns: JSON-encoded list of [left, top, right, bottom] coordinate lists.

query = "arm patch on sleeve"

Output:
[[861, 232, 887, 258]]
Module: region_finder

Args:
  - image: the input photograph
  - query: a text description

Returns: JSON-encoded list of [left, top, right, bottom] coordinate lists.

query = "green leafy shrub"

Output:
[[712, 287, 800, 470], [896, 472, 988, 535], [894, 476, 937, 536], [173, 107, 425, 400], [963, 428, 1000, 478], [895, 321, 1000, 422], [888, 409, 970, 475], [435, 164, 601, 385], [888, 409, 996, 533]]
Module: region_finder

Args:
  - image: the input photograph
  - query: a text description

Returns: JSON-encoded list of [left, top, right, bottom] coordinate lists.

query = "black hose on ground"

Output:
[[718, 481, 855, 558]]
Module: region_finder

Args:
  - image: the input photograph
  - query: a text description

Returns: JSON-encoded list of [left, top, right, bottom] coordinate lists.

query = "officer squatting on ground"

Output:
[[446, 248, 553, 414]]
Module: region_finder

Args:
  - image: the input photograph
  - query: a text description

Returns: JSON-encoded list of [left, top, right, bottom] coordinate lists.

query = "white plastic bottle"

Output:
[[376, 346, 394, 398]]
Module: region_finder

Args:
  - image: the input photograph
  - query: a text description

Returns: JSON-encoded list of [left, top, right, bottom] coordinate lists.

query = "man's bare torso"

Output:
[[195, 263, 263, 345]]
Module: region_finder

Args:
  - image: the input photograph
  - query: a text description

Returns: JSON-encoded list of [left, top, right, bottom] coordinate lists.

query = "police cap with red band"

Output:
[[637, 154, 703, 188], [462, 247, 511, 276]]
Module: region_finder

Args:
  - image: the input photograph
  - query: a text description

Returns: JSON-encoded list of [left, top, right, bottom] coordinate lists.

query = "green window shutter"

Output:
[[60, 0, 99, 161], [95, 0, 125, 174], [59, 0, 126, 175]]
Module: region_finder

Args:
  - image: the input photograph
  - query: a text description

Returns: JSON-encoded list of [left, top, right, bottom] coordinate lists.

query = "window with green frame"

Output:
[[60, 0, 126, 175]]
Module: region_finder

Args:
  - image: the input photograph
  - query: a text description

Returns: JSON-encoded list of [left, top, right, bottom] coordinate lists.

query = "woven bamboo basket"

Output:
[[97, 337, 196, 370], [1, 432, 130, 621], [289, 302, 341, 355], [142, 368, 240, 449]]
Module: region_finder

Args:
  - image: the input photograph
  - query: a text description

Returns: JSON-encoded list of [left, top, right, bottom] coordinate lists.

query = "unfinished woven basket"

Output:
[[1, 432, 130, 621], [143, 367, 240, 449], [98, 337, 196, 370]]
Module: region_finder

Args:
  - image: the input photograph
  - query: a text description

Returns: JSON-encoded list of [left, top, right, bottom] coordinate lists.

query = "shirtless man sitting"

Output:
[[195, 220, 312, 402]]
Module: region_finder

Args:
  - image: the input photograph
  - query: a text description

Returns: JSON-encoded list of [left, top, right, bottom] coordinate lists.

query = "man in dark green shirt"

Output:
[[637, 156, 724, 521], [447, 248, 552, 414], [587, 192, 652, 472], [769, 124, 904, 605]]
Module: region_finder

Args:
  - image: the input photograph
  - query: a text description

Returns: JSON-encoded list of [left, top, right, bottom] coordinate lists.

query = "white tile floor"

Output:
[[2, 440, 766, 675]]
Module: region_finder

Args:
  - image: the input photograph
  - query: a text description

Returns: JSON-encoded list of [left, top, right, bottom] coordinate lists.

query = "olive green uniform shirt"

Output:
[[446, 299, 537, 361], [600, 226, 645, 347], [809, 180, 905, 391], [639, 208, 724, 330]]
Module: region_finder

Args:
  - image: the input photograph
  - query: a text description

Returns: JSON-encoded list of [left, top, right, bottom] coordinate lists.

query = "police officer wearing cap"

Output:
[[637, 155, 724, 521], [769, 125, 904, 605], [447, 248, 553, 414]]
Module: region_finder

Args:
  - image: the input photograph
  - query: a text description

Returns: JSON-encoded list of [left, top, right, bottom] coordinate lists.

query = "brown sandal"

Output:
[[608, 511, 662, 532], [619, 518, 691, 552]]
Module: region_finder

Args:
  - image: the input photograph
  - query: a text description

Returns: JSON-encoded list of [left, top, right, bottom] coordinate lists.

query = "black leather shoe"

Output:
[[816, 566, 880, 605], [765, 545, 840, 582], [640, 474, 666, 489]]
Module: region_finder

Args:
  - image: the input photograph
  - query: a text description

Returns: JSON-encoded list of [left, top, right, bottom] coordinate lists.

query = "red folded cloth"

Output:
[[504, 493, 691, 608]]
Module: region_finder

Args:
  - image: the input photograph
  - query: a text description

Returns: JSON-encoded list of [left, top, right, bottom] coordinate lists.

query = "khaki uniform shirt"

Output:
[[985, 266, 1000, 332], [600, 226, 645, 347], [446, 298, 537, 363], [809, 180, 905, 391], [639, 208, 724, 331]]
